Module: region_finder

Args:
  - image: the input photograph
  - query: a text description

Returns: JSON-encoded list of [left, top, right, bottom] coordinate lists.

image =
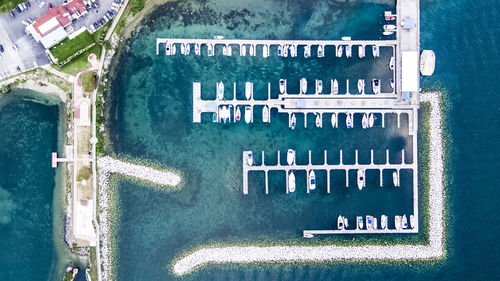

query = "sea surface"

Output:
[[107, 0, 499, 280]]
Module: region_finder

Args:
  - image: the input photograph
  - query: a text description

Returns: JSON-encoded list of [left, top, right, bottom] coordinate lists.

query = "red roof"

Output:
[[32, 0, 87, 37]]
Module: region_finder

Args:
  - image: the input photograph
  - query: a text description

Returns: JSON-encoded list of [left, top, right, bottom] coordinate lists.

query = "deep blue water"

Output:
[[107, 0, 500, 280]]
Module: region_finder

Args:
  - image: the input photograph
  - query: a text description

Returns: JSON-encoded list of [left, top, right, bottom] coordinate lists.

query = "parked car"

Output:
[[21, 3, 27, 10], [0, 45, 4, 52], [18, 4, 24, 12], [16, 66, 21, 72], [22, 20, 30, 26], [9, 11, 15, 18], [39, 1, 46, 8], [12, 44, 19, 51], [26, 1, 31, 7], [48, 3, 53, 9]]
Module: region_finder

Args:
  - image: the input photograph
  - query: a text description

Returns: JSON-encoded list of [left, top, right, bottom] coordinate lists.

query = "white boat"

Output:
[[171, 43, 176, 55], [240, 44, 246, 56], [262, 106, 269, 123], [212, 112, 218, 123], [383, 30, 395, 36], [244, 106, 252, 123], [219, 106, 230, 123], [344, 217, 349, 228], [358, 45, 365, 58], [383, 24, 397, 31], [357, 216, 364, 230], [315, 113, 322, 128], [366, 215, 373, 230], [222, 45, 227, 56], [194, 43, 200, 55], [389, 56, 395, 70], [165, 43, 171, 55], [337, 215, 344, 230], [207, 43, 214, 56], [283, 45, 289, 57], [263, 44, 269, 58], [181, 43, 185, 55], [357, 79, 365, 94], [357, 169, 365, 190], [309, 170, 316, 190], [290, 44, 297, 57], [184, 43, 190, 55], [362, 113, 368, 129], [317, 45, 324, 57], [372, 79, 381, 94], [346, 112, 353, 128], [245, 82, 253, 100], [304, 45, 311, 58], [346, 44, 352, 57], [303, 233, 314, 238], [288, 171, 296, 192], [235, 106, 241, 121], [395, 215, 402, 230], [373, 217, 378, 230], [331, 113, 337, 128], [277, 45, 283, 56], [279, 79, 286, 94], [287, 149, 295, 166], [290, 113, 296, 129], [381, 215, 388, 229], [217, 81, 224, 100], [390, 79, 395, 89], [402, 214, 408, 229], [223, 45, 232, 56], [246, 151, 253, 166], [410, 215, 416, 229], [332, 79, 339, 95], [420, 50, 436, 76], [336, 45, 343, 57], [368, 113, 375, 128], [249, 44, 255, 56], [393, 170, 399, 186], [214, 35, 224, 40], [315, 79, 323, 94], [372, 45, 379, 57], [300, 78, 307, 94]]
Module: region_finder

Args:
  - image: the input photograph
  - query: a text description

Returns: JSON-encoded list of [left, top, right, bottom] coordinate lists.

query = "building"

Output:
[[26, 0, 88, 48]]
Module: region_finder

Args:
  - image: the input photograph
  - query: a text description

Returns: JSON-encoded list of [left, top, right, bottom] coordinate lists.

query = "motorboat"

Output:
[[207, 43, 214, 56], [212, 112, 218, 123], [381, 215, 388, 229], [357, 169, 365, 190], [337, 215, 344, 230], [214, 35, 224, 40], [315, 79, 323, 94], [245, 82, 253, 100], [362, 113, 368, 129], [384, 11, 396, 21], [331, 113, 337, 128], [262, 106, 270, 123], [393, 170, 399, 187], [317, 45, 324, 57], [244, 106, 252, 123], [240, 44, 246, 56], [358, 45, 365, 58], [279, 79, 286, 94], [372, 79, 381, 94], [383, 30, 395, 36], [181, 43, 185, 55], [222, 45, 227, 56], [283, 45, 289, 57], [344, 217, 349, 228], [277, 45, 283, 56], [194, 43, 200, 55], [373, 217, 378, 230], [410, 215, 416, 229], [304, 45, 311, 58], [368, 113, 375, 128], [290, 113, 296, 129], [223, 45, 232, 56], [389, 56, 395, 70], [395, 215, 402, 230], [246, 151, 253, 166], [383, 24, 397, 31], [346, 112, 353, 128], [235, 106, 241, 121], [288, 171, 296, 192], [219, 106, 230, 123], [420, 50, 436, 76], [300, 78, 307, 94], [303, 233, 314, 238], [402, 214, 408, 229], [357, 79, 365, 94], [290, 44, 297, 57], [184, 43, 190, 55], [165, 43, 171, 55], [357, 216, 364, 230], [217, 81, 224, 100], [346, 44, 352, 57], [171, 43, 176, 55], [390, 79, 395, 89], [315, 113, 322, 128], [287, 149, 295, 166], [336, 45, 343, 57], [366, 215, 373, 230], [263, 44, 269, 58], [372, 45, 379, 57], [309, 170, 316, 190], [332, 79, 339, 95], [249, 44, 255, 56]]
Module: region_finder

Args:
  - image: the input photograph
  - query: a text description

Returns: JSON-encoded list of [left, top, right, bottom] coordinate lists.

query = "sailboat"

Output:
[[390, 79, 395, 89], [357, 79, 365, 94], [358, 45, 365, 58], [337, 215, 345, 230], [194, 43, 200, 55], [309, 170, 316, 190], [262, 106, 270, 123], [240, 44, 246, 56], [246, 151, 253, 166], [336, 45, 343, 57], [393, 170, 399, 186], [315, 79, 323, 94], [217, 81, 224, 100], [368, 113, 375, 128], [287, 149, 295, 166], [346, 44, 352, 57], [300, 78, 307, 94], [184, 43, 190, 55], [277, 45, 283, 56], [207, 43, 214, 56], [304, 45, 311, 58], [389, 56, 395, 70], [263, 44, 269, 58], [171, 43, 176, 55], [402, 214, 408, 229], [165, 43, 171, 55], [181, 43, 185, 55], [244, 106, 252, 123], [235, 106, 241, 121], [346, 112, 353, 128], [362, 113, 368, 129], [372, 45, 379, 57], [288, 171, 296, 192], [395, 215, 402, 230], [317, 45, 324, 57], [381, 215, 388, 229], [245, 82, 253, 100], [332, 79, 339, 94], [249, 44, 255, 56], [331, 113, 337, 128], [290, 113, 296, 129], [410, 215, 416, 229], [315, 113, 322, 128]]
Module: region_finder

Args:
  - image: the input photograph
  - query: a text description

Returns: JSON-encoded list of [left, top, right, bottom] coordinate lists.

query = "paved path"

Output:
[[105, 0, 130, 41], [41, 65, 75, 83]]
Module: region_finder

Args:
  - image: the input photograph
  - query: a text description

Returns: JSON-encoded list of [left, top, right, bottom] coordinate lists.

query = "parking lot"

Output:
[[0, 0, 117, 79]]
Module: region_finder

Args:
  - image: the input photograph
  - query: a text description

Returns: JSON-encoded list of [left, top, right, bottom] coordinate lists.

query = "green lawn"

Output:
[[0, 0, 24, 13], [81, 71, 97, 92], [54, 44, 103, 75], [49, 30, 95, 62]]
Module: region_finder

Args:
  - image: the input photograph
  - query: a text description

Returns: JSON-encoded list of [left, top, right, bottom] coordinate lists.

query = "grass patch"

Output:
[[77, 165, 92, 181], [50, 31, 95, 62], [0, 0, 24, 13], [89, 247, 98, 281], [81, 71, 97, 92], [131, 0, 145, 13], [54, 45, 103, 75]]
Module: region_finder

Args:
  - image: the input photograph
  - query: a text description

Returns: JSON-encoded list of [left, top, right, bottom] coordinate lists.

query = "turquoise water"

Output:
[[107, 0, 499, 280]]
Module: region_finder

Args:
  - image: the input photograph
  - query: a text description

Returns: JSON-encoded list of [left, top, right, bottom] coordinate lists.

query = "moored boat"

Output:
[[410, 215, 416, 229], [207, 43, 214, 56], [235, 106, 241, 121], [194, 43, 200, 55], [381, 215, 388, 229], [262, 106, 269, 123], [315, 79, 323, 94], [249, 44, 255, 56], [290, 113, 296, 129], [331, 113, 337, 128], [372, 79, 381, 94], [366, 215, 373, 230], [383, 30, 395, 36], [246, 151, 253, 166], [244, 106, 252, 123], [240, 44, 246, 56], [214, 35, 224, 40], [332, 79, 339, 94], [390, 79, 395, 89], [245, 82, 253, 100], [219, 106, 230, 123], [283, 45, 289, 57], [395, 215, 402, 230], [304, 45, 311, 58], [288, 171, 296, 192], [309, 170, 316, 190], [389, 56, 395, 70], [362, 113, 368, 129], [357, 79, 365, 94], [393, 170, 399, 186], [358, 45, 365, 58], [346, 44, 352, 57], [212, 112, 218, 123], [368, 113, 375, 128], [277, 45, 283, 56], [357, 216, 364, 230], [290, 44, 297, 57], [171, 43, 176, 55], [383, 24, 397, 31], [420, 50, 436, 76], [315, 113, 322, 128], [337, 215, 344, 230], [165, 43, 171, 55], [263, 44, 269, 58], [181, 43, 185, 55], [287, 149, 295, 166], [346, 112, 353, 128], [217, 81, 224, 100], [336, 45, 343, 57], [317, 45, 324, 57], [303, 233, 314, 238], [401, 214, 408, 229], [373, 217, 378, 230], [279, 79, 286, 94], [300, 78, 307, 94], [344, 217, 349, 228], [357, 169, 365, 190], [184, 43, 190, 55], [372, 45, 379, 57]]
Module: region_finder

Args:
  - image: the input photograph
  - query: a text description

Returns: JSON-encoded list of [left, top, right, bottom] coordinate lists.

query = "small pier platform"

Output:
[[51, 151, 92, 168], [303, 222, 418, 236]]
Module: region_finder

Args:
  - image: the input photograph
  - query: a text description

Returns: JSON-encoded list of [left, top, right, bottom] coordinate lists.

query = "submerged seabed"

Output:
[[107, 0, 500, 280]]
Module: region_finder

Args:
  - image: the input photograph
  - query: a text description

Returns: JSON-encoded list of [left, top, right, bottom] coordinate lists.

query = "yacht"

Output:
[[263, 44, 269, 58], [332, 79, 339, 95], [240, 44, 246, 56], [336, 45, 343, 57], [357, 79, 365, 94], [331, 113, 337, 128], [246, 151, 253, 166], [288, 171, 296, 192], [207, 43, 214, 56], [358, 45, 365, 58], [165, 43, 172, 55], [372, 45, 380, 57], [357, 216, 364, 230], [249, 44, 255, 56], [315, 113, 322, 128], [381, 215, 388, 230], [235, 106, 241, 121], [181, 43, 185, 55], [304, 45, 311, 58], [290, 113, 296, 129], [401, 214, 408, 229], [277, 45, 283, 56], [346, 112, 353, 128], [357, 169, 365, 190], [372, 79, 381, 94], [244, 106, 252, 123], [262, 106, 270, 123], [346, 44, 352, 57], [395, 215, 402, 230], [171, 43, 176, 55], [366, 215, 373, 230], [184, 43, 190, 55], [410, 215, 416, 229], [389, 56, 395, 70], [217, 81, 224, 100], [317, 45, 324, 57], [309, 170, 316, 190], [287, 149, 296, 166], [315, 79, 323, 94], [300, 78, 307, 94], [393, 170, 399, 187], [337, 215, 344, 230], [279, 79, 286, 94], [245, 82, 253, 100], [368, 113, 375, 128], [362, 113, 368, 129], [194, 43, 200, 55]]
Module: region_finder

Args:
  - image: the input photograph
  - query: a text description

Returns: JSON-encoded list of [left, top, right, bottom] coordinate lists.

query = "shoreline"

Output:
[[171, 91, 446, 276]]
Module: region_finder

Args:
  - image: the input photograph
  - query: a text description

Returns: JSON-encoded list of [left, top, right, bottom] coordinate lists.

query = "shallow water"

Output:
[[108, 0, 499, 280]]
